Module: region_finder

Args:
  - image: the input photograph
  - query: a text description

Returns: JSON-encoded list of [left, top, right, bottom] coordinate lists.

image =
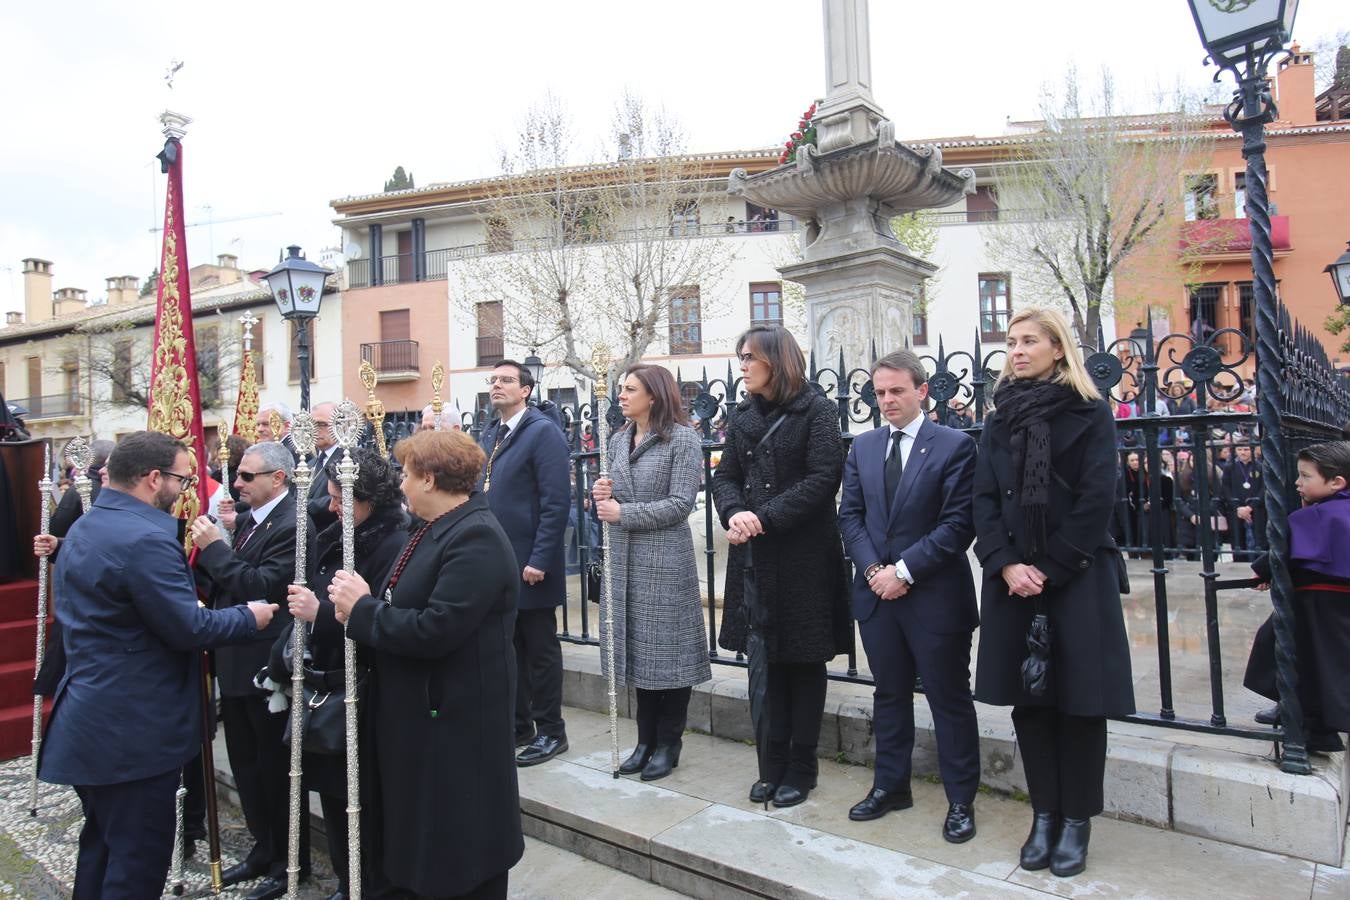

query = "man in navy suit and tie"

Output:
[[40, 430, 277, 899], [838, 350, 981, 843], [477, 359, 573, 766]]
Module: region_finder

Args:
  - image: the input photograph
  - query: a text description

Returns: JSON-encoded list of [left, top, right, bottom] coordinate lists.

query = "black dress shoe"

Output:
[[1254, 704, 1281, 726], [220, 859, 267, 887], [942, 802, 976, 843], [515, 729, 537, 749], [244, 876, 287, 900], [1019, 811, 1060, 870], [516, 734, 568, 766], [749, 780, 777, 804], [618, 744, 654, 775], [641, 742, 681, 781], [771, 784, 810, 808], [848, 786, 913, 821], [1050, 817, 1091, 877]]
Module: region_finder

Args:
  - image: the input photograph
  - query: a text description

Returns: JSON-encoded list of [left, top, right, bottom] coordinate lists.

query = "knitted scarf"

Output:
[[993, 378, 1082, 559]]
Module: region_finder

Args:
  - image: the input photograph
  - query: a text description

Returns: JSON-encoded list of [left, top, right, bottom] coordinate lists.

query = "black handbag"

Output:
[[586, 550, 603, 603], [281, 665, 363, 756]]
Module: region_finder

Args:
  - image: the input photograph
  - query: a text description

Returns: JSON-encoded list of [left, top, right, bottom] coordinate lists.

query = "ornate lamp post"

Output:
[[1325, 241, 1350, 305], [1185, 0, 1307, 773], [263, 245, 332, 412], [523, 351, 544, 403]]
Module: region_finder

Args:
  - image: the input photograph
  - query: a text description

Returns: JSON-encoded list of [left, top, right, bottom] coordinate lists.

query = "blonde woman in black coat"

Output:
[[714, 325, 850, 809], [972, 307, 1134, 879]]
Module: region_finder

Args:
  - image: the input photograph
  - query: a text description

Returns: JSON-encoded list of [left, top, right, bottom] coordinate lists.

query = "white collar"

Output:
[[502, 407, 528, 433], [887, 412, 925, 441], [251, 489, 290, 525]]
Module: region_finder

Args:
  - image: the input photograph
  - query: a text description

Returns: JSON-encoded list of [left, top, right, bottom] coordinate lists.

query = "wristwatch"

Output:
[[864, 563, 885, 581]]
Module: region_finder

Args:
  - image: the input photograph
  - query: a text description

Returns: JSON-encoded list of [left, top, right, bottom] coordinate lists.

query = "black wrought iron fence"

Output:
[[369, 304, 1349, 747]]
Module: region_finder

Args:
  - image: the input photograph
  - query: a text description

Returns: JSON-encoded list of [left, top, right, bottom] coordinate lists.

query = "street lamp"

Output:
[[1325, 241, 1350, 305], [263, 245, 332, 412], [1186, 0, 1306, 773], [523, 350, 544, 403]]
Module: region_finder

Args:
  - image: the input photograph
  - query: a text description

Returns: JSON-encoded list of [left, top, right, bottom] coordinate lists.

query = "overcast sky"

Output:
[[1, 0, 1343, 316]]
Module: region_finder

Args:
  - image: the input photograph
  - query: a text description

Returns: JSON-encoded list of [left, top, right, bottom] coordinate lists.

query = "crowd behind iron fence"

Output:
[[353, 306, 1349, 744]]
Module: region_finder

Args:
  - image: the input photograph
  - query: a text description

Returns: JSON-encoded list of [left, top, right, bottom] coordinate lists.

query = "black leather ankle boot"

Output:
[[618, 744, 653, 775], [1050, 817, 1091, 877], [1019, 811, 1060, 871], [640, 742, 681, 781]]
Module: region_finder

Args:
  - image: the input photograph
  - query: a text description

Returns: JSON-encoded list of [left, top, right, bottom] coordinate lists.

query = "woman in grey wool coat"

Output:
[[592, 364, 712, 781]]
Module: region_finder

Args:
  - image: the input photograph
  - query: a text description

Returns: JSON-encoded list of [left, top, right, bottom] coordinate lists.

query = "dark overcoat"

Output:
[[345, 493, 524, 897], [972, 398, 1136, 717], [713, 386, 850, 663], [477, 408, 572, 610], [269, 504, 408, 796]]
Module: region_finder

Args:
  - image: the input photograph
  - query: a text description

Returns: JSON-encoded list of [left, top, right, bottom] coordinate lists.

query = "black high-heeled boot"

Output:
[[1050, 817, 1091, 877], [1019, 812, 1060, 871], [618, 744, 654, 776], [771, 744, 818, 808], [640, 741, 682, 781]]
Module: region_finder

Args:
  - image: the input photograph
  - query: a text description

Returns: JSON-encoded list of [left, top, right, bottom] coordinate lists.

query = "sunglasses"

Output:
[[236, 469, 279, 483]]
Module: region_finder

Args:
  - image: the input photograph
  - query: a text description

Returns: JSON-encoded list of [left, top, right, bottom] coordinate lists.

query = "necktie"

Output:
[[885, 430, 904, 511], [234, 517, 257, 551]]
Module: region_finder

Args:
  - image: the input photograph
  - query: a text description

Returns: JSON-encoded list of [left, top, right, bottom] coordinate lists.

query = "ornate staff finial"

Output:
[[64, 437, 94, 514], [268, 409, 283, 442], [592, 343, 612, 400], [430, 361, 446, 431], [358, 360, 388, 456], [235, 313, 261, 446], [239, 311, 259, 350]]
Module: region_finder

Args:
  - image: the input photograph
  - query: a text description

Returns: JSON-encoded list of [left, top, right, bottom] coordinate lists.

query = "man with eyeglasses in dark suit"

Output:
[[189, 441, 309, 899], [477, 360, 572, 767]]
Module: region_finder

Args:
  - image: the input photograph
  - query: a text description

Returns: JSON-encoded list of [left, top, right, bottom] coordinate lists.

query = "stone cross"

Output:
[[815, 0, 886, 152]]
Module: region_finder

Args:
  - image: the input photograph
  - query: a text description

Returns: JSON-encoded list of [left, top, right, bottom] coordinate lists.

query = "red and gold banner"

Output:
[[146, 137, 211, 550]]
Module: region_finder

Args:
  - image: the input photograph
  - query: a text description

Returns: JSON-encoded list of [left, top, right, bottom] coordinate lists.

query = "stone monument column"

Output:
[[729, 0, 973, 374]]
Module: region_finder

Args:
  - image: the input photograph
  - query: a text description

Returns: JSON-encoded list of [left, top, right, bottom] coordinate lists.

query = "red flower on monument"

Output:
[[779, 100, 821, 166]]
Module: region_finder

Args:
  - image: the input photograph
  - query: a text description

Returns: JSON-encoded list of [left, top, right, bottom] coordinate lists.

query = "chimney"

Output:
[[105, 275, 140, 305], [217, 253, 238, 269], [5, 311, 23, 326], [53, 287, 87, 318], [22, 258, 54, 325], [1276, 44, 1316, 126]]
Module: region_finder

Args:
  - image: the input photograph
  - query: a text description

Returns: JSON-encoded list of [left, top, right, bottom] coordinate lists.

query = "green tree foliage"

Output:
[[384, 166, 415, 192]]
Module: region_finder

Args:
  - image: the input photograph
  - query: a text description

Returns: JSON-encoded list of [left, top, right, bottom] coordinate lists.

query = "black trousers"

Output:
[[859, 612, 980, 803], [514, 608, 565, 739], [635, 687, 692, 746], [221, 695, 310, 878], [763, 661, 827, 789], [73, 768, 179, 900], [1011, 706, 1107, 820], [182, 751, 205, 841], [318, 790, 350, 894]]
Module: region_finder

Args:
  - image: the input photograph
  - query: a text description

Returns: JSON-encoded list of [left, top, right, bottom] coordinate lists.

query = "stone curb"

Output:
[[559, 643, 1348, 865]]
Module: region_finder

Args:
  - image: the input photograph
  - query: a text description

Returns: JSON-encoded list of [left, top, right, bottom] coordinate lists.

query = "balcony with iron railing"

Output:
[[1179, 215, 1291, 258], [9, 393, 83, 420], [359, 340, 419, 381]]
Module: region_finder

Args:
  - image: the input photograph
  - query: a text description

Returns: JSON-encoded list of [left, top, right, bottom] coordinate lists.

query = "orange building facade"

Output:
[[1112, 49, 1350, 372]]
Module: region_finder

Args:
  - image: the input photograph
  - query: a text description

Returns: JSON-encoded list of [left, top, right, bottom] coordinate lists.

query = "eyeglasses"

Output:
[[485, 375, 520, 386], [236, 469, 279, 483], [313, 421, 332, 429], [737, 353, 759, 364], [159, 470, 198, 490]]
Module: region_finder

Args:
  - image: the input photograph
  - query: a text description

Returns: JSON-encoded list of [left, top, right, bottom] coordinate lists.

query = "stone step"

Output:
[[558, 643, 1350, 865], [521, 706, 1350, 899]]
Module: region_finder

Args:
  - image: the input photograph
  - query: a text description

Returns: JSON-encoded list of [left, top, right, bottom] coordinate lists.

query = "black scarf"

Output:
[[993, 379, 1082, 558]]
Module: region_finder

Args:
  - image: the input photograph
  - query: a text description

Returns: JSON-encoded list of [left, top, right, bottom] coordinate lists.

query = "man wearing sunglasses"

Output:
[[39, 430, 278, 899], [190, 441, 309, 899]]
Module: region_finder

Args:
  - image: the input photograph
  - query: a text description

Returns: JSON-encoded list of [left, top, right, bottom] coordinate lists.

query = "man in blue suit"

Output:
[[39, 430, 277, 900], [477, 359, 573, 766], [838, 350, 981, 843]]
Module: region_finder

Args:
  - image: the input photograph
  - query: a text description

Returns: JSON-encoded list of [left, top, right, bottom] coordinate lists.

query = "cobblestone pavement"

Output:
[[0, 757, 338, 898]]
